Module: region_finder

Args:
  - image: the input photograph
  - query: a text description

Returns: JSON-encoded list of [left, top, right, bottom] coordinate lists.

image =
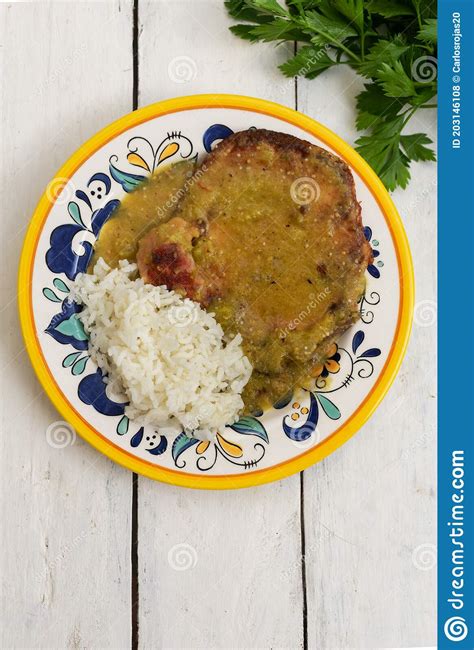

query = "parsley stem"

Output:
[[402, 106, 418, 129], [302, 22, 360, 63], [333, 41, 360, 63], [414, 4, 423, 32]]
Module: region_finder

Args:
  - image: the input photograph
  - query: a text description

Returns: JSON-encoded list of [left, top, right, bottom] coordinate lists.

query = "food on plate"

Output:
[[91, 160, 195, 268], [134, 129, 372, 411], [88, 128, 372, 421], [72, 259, 252, 440], [136, 216, 212, 305]]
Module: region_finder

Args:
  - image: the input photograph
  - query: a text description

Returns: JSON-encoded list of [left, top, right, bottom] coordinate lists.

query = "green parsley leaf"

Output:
[[249, 18, 311, 41], [375, 60, 416, 97], [356, 110, 383, 131], [224, 0, 270, 22], [358, 39, 410, 79], [245, 0, 289, 17], [225, 0, 438, 191], [303, 10, 358, 43], [279, 45, 335, 78], [366, 0, 415, 18], [382, 146, 411, 190], [286, 0, 321, 11], [400, 133, 436, 161], [332, 0, 365, 33], [356, 135, 411, 190], [356, 83, 404, 119], [417, 18, 437, 44], [229, 24, 264, 41], [355, 135, 394, 175]]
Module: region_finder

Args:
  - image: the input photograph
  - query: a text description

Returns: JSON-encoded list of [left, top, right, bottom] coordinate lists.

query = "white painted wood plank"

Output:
[[139, 0, 296, 101], [299, 71, 437, 647], [0, 3, 134, 648], [137, 2, 303, 649]]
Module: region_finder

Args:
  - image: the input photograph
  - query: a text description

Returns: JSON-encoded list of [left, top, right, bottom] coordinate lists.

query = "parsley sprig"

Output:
[[225, 0, 437, 191]]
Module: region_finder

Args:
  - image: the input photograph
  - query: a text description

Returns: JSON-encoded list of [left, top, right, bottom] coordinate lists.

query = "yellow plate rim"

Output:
[[18, 93, 414, 490]]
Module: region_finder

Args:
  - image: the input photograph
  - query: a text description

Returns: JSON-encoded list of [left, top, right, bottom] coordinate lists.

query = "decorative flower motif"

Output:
[[75, 173, 112, 210], [62, 351, 89, 376], [364, 226, 383, 279], [40, 123, 385, 475], [203, 124, 234, 152], [214, 433, 243, 458], [289, 402, 309, 422], [129, 426, 168, 455], [196, 440, 211, 455], [109, 131, 195, 191], [283, 392, 319, 441], [45, 197, 119, 280], [310, 343, 341, 379], [202, 124, 257, 152], [78, 369, 127, 417], [170, 415, 269, 470], [45, 299, 88, 350]]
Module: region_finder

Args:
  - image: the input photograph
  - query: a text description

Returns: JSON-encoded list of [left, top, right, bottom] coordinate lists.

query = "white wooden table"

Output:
[[1, 2, 437, 648]]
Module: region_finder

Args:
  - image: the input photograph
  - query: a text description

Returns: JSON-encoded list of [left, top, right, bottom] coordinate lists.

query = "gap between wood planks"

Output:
[[128, 10, 307, 650], [294, 40, 309, 650], [131, 2, 139, 650]]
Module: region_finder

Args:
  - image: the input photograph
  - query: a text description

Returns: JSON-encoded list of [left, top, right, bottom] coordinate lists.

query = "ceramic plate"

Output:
[[18, 94, 413, 489]]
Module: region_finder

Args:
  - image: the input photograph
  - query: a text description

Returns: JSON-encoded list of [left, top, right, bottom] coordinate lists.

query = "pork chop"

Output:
[[137, 129, 372, 411]]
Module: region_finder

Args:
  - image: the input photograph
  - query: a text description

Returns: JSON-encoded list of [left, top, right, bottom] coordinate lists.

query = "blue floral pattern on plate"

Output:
[[40, 123, 385, 473]]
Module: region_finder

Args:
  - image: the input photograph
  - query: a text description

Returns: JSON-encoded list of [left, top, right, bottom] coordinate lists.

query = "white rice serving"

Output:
[[71, 258, 252, 440]]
